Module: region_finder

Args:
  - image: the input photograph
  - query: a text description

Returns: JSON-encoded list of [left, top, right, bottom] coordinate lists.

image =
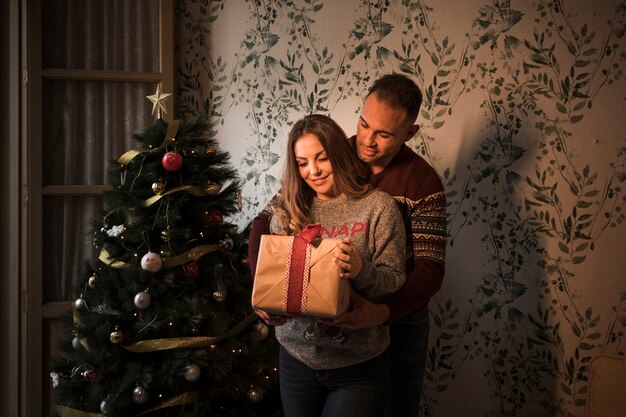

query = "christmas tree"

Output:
[[50, 112, 281, 417]]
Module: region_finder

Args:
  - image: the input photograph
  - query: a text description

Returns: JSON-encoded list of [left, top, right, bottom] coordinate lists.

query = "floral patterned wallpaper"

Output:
[[175, 1, 626, 416]]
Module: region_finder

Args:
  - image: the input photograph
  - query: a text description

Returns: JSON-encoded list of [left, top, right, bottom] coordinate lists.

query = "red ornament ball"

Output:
[[122, 330, 135, 346], [162, 151, 183, 171], [82, 369, 97, 382], [184, 261, 200, 278], [203, 209, 223, 225]]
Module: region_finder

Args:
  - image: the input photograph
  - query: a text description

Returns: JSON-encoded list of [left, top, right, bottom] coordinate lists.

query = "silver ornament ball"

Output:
[[72, 336, 83, 351], [74, 297, 86, 310], [100, 399, 111, 415], [133, 386, 149, 404], [134, 290, 152, 309], [184, 364, 201, 382]]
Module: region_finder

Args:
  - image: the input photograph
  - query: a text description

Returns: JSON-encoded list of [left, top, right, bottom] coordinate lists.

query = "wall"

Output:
[[176, 1, 626, 416]]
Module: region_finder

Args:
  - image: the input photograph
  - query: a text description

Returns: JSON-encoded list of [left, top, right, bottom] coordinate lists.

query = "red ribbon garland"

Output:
[[285, 224, 322, 315]]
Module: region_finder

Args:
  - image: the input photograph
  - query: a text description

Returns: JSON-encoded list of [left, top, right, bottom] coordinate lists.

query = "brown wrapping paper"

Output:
[[251, 233, 350, 318]]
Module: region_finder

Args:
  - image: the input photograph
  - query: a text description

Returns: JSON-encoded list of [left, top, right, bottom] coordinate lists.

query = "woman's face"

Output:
[[294, 133, 337, 200]]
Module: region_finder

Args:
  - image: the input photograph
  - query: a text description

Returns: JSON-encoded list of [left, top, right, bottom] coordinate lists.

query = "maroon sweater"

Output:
[[248, 142, 447, 324]]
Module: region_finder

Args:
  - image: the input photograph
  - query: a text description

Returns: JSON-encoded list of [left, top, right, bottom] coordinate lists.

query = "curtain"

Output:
[[41, 0, 161, 301]]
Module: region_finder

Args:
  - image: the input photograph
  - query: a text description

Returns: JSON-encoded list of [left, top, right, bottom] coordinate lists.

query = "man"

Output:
[[249, 73, 447, 416]]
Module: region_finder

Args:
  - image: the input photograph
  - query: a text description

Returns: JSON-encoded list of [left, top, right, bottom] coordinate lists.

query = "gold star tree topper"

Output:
[[147, 84, 172, 119]]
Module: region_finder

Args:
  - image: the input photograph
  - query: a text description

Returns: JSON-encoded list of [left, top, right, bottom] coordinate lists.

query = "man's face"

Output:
[[356, 92, 418, 174]]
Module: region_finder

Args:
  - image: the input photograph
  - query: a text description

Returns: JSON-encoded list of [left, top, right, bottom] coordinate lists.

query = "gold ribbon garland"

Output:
[[135, 391, 199, 416], [162, 244, 220, 268], [117, 120, 181, 167], [122, 314, 257, 352], [143, 185, 207, 207], [98, 244, 220, 270], [72, 305, 91, 351], [98, 249, 131, 269]]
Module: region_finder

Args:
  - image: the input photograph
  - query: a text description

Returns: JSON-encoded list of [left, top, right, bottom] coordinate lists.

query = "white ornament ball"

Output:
[[184, 364, 201, 382], [133, 386, 149, 404], [134, 290, 152, 309], [141, 252, 163, 272]]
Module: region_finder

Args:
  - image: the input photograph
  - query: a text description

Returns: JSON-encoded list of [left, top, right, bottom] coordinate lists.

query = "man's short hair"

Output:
[[367, 73, 423, 122]]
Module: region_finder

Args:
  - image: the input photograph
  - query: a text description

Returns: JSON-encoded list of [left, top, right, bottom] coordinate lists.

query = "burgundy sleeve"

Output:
[[247, 210, 271, 280], [384, 173, 447, 323], [385, 258, 444, 323]]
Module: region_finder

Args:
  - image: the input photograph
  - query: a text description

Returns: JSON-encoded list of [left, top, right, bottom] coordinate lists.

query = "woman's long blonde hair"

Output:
[[273, 114, 372, 235]]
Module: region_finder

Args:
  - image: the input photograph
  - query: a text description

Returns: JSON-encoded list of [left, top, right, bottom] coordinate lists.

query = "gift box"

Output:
[[251, 224, 350, 318]]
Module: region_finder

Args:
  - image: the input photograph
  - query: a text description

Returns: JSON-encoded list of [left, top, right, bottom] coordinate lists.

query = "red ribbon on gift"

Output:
[[283, 224, 322, 315]]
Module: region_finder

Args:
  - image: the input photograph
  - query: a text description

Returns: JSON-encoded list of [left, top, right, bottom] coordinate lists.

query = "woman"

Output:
[[255, 114, 406, 417]]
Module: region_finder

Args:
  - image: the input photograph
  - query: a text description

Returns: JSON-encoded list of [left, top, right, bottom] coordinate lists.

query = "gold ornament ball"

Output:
[[160, 246, 172, 257], [109, 328, 124, 344], [248, 388, 263, 403], [240, 256, 250, 266], [206, 144, 217, 154], [212, 290, 227, 302], [151, 181, 165, 194], [88, 275, 97, 288], [205, 182, 221, 195], [218, 237, 234, 250]]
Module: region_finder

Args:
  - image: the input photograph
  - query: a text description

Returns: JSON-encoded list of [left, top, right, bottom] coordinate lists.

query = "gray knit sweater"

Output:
[[270, 190, 406, 370]]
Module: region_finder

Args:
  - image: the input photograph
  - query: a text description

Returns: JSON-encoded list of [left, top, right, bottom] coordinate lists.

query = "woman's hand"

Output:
[[333, 237, 363, 279], [255, 309, 287, 326]]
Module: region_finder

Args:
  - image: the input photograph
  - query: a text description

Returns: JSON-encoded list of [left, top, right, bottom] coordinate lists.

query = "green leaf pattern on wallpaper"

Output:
[[177, 1, 626, 416]]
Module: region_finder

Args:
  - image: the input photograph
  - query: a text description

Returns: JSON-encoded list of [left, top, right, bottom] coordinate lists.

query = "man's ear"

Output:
[[405, 124, 420, 142]]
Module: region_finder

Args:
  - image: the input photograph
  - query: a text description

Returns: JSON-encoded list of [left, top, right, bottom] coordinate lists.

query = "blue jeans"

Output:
[[279, 346, 390, 417], [383, 305, 430, 417]]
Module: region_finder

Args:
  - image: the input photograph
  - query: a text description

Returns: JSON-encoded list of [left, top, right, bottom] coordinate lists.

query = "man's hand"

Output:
[[331, 288, 390, 329]]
